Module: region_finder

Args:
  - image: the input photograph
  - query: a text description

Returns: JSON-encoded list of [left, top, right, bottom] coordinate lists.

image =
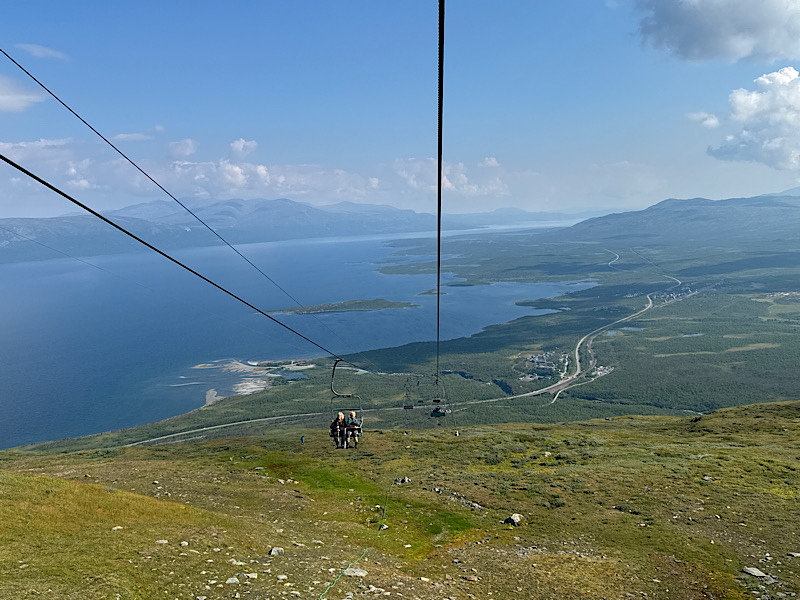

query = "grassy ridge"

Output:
[[3, 403, 800, 598]]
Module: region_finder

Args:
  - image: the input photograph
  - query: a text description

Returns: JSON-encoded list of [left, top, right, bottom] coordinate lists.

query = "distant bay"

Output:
[[0, 229, 593, 448]]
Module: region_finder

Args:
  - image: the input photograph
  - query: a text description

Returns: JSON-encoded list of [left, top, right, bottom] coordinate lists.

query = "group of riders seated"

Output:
[[330, 411, 361, 449]]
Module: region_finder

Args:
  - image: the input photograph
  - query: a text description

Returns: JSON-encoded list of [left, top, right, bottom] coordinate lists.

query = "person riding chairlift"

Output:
[[330, 412, 346, 449], [345, 411, 361, 449]]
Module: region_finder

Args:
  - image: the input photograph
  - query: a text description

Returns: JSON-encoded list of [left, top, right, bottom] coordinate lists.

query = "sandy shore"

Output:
[[191, 359, 313, 405]]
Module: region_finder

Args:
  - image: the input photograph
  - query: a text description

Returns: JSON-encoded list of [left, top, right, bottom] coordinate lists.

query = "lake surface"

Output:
[[0, 231, 593, 448]]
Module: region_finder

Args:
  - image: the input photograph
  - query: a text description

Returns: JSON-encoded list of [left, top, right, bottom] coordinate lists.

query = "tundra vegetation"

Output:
[[5, 198, 800, 597]]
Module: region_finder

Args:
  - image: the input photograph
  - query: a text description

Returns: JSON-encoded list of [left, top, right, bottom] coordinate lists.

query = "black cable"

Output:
[[435, 0, 445, 385], [0, 152, 358, 367], [0, 47, 362, 360]]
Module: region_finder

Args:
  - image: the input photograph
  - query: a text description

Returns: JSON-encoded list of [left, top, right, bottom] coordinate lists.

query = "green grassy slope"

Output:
[[2, 402, 799, 599]]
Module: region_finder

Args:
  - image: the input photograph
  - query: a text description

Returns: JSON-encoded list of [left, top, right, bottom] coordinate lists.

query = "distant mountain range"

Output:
[[550, 194, 800, 246], [0, 197, 586, 262], [4, 191, 800, 263]]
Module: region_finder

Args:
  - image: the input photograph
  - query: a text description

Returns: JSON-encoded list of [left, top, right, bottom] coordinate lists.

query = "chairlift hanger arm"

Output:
[[331, 358, 353, 398]]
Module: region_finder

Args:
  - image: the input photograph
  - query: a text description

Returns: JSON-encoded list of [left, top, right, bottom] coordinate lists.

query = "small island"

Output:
[[273, 298, 418, 315]]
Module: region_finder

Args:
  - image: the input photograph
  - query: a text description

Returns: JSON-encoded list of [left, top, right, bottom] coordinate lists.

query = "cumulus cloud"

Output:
[[0, 75, 44, 112], [113, 132, 153, 142], [480, 156, 500, 167], [230, 138, 258, 156], [16, 43, 68, 60], [393, 157, 508, 197], [169, 138, 197, 158], [0, 134, 396, 216], [709, 66, 800, 169], [637, 0, 800, 61], [155, 159, 391, 201], [0, 139, 74, 172], [687, 111, 720, 128]]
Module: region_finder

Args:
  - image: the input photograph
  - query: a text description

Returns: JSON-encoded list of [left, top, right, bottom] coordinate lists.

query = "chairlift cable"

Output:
[[0, 152, 367, 369], [435, 0, 445, 386]]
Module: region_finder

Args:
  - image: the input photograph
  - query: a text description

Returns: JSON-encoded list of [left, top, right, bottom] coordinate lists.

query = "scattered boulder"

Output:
[[344, 567, 368, 577], [111, 526, 123, 531], [225, 576, 240, 584], [379, 524, 389, 530], [394, 476, 411, 484], [504, 514, 523, 526], [270, 547, 285, 556], [788, 552, 800, 558], [155, 539, 168, 544], [742, 566, 768, 578]]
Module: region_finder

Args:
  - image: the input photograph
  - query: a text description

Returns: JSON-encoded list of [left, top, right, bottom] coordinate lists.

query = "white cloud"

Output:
[[230, 138, 258, 156], [687, 111, 720, 128], [393, 157, 437, 190], [637, 0, 800, 61], [709, 66, 800, 169], [0, 138, 73, 167], [16, 43, 68, 60], [156, 159, 390, 201], [393, 157, 508, 197], [480, 156, 500, 167], [0, 75, 44, 112], [0, 138, 71, 153], [113, 132, 153, 142], [169, 138, 197, 158]]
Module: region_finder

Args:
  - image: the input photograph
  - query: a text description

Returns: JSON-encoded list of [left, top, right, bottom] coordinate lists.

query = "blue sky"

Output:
[[3, 0, 800, 217]]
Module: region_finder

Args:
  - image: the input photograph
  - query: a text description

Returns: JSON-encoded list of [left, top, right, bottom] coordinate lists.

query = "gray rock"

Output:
[[343, 567, 368, 577], [504, 514, 523, 526], [394, 476, 411, 484], [225, 576, 240, 584], [269, 547, 285, 556], [742, 566, 768, 578], [788, 552, 800, 558], [379, 524, 389, 530]]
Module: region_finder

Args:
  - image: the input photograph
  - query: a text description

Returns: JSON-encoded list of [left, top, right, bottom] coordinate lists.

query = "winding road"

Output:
[[125, 271, 694, 446]]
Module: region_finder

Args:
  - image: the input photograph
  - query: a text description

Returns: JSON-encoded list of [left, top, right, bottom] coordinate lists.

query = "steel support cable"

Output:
[[0, 47, 373, 368], [435, 0, 445, 386], [0, 152, 364, 368]]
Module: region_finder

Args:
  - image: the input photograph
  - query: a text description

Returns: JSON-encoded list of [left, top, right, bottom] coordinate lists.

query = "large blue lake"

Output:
[[0, 230, 592, 448]]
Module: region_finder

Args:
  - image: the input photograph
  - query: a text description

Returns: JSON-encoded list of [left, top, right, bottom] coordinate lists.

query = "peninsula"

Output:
[[273, 298, 418, 315]]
